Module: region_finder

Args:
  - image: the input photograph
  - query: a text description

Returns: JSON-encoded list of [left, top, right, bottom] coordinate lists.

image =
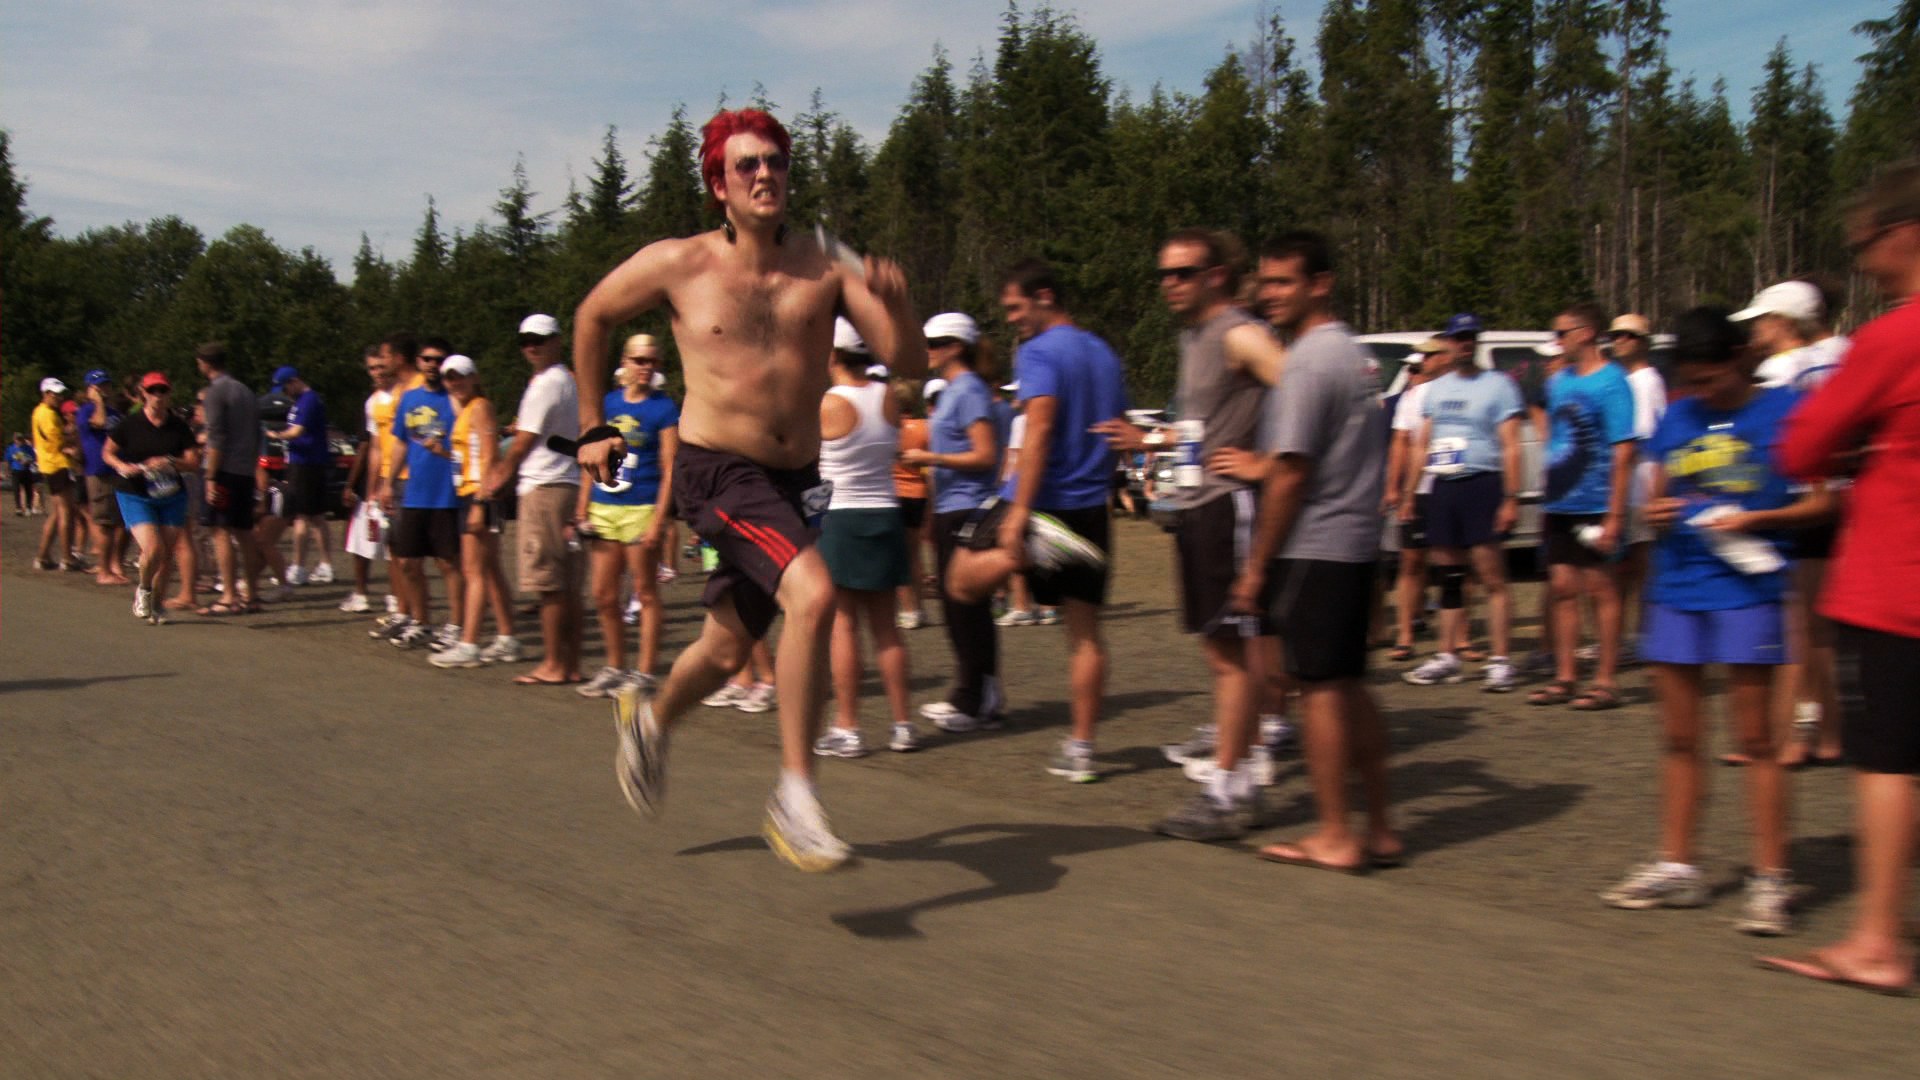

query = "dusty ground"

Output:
[[2, 510, 1912, 1078]]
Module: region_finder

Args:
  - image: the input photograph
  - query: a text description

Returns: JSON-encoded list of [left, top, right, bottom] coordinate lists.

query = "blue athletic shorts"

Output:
[[1641, 601, 1787, 667], [117, 490, 189, 528]]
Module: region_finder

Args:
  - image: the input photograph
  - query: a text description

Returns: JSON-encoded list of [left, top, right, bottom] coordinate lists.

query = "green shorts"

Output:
[[819, 507, 909, 592], [587, 502, 657, 545]]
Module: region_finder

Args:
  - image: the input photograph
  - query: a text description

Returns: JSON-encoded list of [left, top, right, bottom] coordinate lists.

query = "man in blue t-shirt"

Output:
[[1532, 302, 1639, 710], [267, 366, 336, 586], [947, 260, 1121, 783], [387, 346, 464, 650], [900, 312, 1007, 732], [76, 369, 131, 583]]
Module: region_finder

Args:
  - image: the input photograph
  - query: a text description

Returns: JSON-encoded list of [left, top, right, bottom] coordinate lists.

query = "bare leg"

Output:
[[772, 550, 836, 776], [829, 590, 864, 731], [1394, 548, 1426, 648], [1728, 664, 1787, 872], [1266, 680, 1364, 866], [1587, 562, 1624, 689], [1550, 562, 1580, 684], [1061, 599, 1105, 743], [1347, 682, 1398, 855], [1204, 635, 1254, 772], [652, 601, 754, 727], [1762, 772, 1916, 990], [1470, 542, 1512, 658], [865, 590, 911, 727], [633, 539, 662, 676], [590, 541, 627, 669], [1654, 663, 1707, 864]]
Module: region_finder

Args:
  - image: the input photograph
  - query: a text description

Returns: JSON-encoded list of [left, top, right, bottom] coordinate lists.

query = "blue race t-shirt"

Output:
[[1646, 386, 1799, 611], [286, 389, 332, 467], [1544, 362, 1636, 514], [594, 390, 679, 506], [930, 371, 1001, 514], [393, 385, 458, 509], [1421, 370, 1523, 476], [1000, 325, 1128, 511], [75, 403, 123, 477], [7, 444, 33, 472]]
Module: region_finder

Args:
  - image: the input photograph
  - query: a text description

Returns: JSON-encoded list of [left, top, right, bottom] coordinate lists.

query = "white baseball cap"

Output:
[[518, 313, 562, 337], [39, 377, 67, 394], [441, 354, 477, 377], [650, 371, 667, 389], [833, 317, 869, 355], [923, 377, 949, 399], [923, 312, 980, 345], [1000, 380, 1020, 393], [1532, 342, 1564, 358], [1732, 281, 1823, 323], [865, 363, 890, 379]]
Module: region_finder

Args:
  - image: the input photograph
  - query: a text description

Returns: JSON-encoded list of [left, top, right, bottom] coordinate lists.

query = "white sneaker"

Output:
[[737, 682, 776, 713], [1250, 744, 1279, 787], [478, 635, 523, 664], [1260, 715, 1296, 753], [889, 722, 923, 752], [762, 784, 852, 872], [1036, 607, 1061, 626], [623, 597, 641, 626], [995, 608, 1037, 628], [702, 683, 750, 708], [285, 565, 308, 586], [578, 665, 628, 699], [310, 562, 334, 585], [1161, 724, 1217, 765], [132, 586, 153, 620], [919, 700, 1005, 733], [1483, 658, 1518, 693], [1402, 652, 1465, 685], [1047, 740, 1098, 783], [812, 727, 868, 758], [338, 591, 371, 613], [384, 593, 400, 614], [429, 641, 483, 669], [895, 609, 926, 630], [433, 623, 462, 651]]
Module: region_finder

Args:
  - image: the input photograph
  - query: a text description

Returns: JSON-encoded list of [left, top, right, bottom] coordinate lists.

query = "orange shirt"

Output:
[[893, 417, 928, 499]]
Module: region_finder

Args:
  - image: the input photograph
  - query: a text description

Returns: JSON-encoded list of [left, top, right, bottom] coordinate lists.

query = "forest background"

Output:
[[4, 0, 1918, 436]]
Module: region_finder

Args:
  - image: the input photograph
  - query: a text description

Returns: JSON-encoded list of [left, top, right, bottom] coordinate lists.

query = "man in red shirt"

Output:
[[1763, 159, 1920, 996]]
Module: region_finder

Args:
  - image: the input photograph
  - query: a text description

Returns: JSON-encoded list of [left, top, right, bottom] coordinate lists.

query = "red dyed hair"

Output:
[[699, 108, 792, 211]]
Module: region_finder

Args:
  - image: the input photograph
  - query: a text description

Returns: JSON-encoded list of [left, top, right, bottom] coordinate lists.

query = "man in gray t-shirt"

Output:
[[1231, 230, 1398, 875]]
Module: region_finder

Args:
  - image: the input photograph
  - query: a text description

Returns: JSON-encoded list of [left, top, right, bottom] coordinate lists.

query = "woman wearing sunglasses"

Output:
[[101, 371, 200, 625]]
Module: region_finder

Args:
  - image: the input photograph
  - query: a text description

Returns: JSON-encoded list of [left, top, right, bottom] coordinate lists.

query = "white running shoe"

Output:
[[889, 722, 923, 752], [995, 608, 1037, 627], [310, 562, 335, 585], [1600, 861, 1708, 910], [613, 687, 668, 818], [578, 665, 628, 699], [429, 641, 483, 669], [370, 614, 412, 640], [338, 591, 371, 613], [919, 700, 1005, 733], [384, 593, 400, 614], [1260, 715, 1296, 753], [702, 683, 750, 708], [391, 623, 433, 650], [433, 623, 462, 651], [623, 597, 641, 626], [1482, 658, 1518, 693], [762, 784, 851, 872], [812, 727, 868, 758], [1161, 724, 1217, 765], [1402, 652, 1465, 686], [132, 586, 153, 620], [1047, 740, 1098, 783], [478, 635, 523, 664], [285, 565, 308, 586], [895, 609, 926, 630], [656, 563, 677, 585], [1736, 871, 1795, 936], [737, 682, 776, 714], [1036, 607, 1061, 626]]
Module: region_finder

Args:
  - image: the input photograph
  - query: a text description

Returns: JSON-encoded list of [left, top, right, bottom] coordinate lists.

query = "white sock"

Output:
[[1206, 763, 1235, 807], [1657, 860, 1696, 876], [779, 769, 816, 804]]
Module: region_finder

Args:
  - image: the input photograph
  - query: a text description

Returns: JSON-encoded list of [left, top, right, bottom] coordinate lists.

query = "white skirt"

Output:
[[343, 502, 387, 561]]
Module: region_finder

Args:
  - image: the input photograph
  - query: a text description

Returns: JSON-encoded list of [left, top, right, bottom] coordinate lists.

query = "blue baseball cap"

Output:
[[1443, 313, 1483, 338], [85, 368, 112, 387], [271, 365, 300, 387]]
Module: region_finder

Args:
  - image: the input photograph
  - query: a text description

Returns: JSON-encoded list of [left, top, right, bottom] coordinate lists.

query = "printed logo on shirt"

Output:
[[610, 412, 649, 449], [405, 403, 445, 439], [1545, 398, 1605, 504], [1665, 432, 1764, 496]]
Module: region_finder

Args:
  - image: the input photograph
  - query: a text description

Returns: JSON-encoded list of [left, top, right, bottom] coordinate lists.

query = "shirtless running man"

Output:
[[571, 109, 925, 871]]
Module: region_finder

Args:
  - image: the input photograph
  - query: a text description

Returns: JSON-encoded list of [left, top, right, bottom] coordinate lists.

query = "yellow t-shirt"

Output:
[[31, 403, 72, 473], [450, 396, 489, 498]]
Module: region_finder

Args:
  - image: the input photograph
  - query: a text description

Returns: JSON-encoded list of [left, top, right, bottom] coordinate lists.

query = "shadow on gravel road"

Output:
[[0, 671, 177, 693]]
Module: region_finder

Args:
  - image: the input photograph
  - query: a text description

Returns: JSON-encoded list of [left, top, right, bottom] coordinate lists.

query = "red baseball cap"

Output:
[[140, 371, 172, 392]]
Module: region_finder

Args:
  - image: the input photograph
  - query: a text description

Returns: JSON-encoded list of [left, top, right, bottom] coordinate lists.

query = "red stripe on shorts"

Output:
[[716, 508, 797, 567]]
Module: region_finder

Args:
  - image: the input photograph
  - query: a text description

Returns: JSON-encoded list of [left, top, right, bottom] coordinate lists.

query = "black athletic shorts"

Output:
[[673, 442, 826, 642], [1426, 472, 1505, 550], [11, 469, 33, 492], [391, 506, 460, 560], [1175, 489, 1276, 637], [199, 471, 255, 530], [284, 463, 330, 518], [1544, 512, 1612, 569], [1792, 522, 1838, 561], [898, 496, 927, 531], [1836, 621, 1920, 774], [1399, 494, 1430, 550], [1269, 557, 1374, 682], [959, 497, 1111, 607], [45, 469, 75, 498]]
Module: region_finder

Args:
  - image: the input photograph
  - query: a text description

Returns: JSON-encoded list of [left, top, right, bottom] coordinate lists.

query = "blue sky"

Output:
[[0, 1, 1890, 275]]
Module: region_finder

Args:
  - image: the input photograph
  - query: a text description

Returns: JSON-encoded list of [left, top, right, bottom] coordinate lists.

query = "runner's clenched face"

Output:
[[718, 132, 789, 229]]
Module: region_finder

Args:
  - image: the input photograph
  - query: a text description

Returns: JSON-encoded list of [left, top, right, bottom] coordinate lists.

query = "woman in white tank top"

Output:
[[813, 319, 920, 756]]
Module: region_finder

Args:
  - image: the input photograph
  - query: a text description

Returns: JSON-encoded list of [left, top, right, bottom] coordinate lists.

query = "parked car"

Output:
[[326, 429, 358, 519]]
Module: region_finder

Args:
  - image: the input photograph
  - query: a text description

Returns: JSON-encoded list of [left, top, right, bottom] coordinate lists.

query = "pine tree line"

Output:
[[5, 1, 1918, 438]]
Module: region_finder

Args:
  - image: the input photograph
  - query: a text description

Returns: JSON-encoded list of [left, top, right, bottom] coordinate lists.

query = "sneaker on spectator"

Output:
[[1046, 740, 1098, 783], [627, 671, 658, 695], [1403, 652, 1464, 685], [1576, 642, 1600, 664], [812, 727, 868, 758], [1153, 791, 1247, 842], [370, 614, 412, 641], [478, 635, 523, 664], [132, 586, 153, 620], [656, 563, 677, 585], [429, 641, 483, 669], [338, 592, 371, 613], [1600, 861, 1708, 910], [920, 701, 1005, 733], [895, 609, 926, 630], [578, 666, 628, 699], [385, 593, 400, 615], [995, 608, 1036, 628], [1036, 607, 1061, 626], [623, 597, 641, 626], [702, 683, 750, 709], [391, 623, 433, 650], [1483, 657, 1518, 693], [310, 562, 335, 585], [737, 682, 777, 713], [433, 623, 462, 651], [1260, 716, 1296, 754], [888, 722, 923, 752], [1521, 650, 1555, 678], [285, 565, 308, 586], [1736, 871, 1795, 936], [1162, 724, 1217, 765]]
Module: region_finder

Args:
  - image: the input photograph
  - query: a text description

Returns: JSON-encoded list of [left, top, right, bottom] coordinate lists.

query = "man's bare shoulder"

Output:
[[632, 231, 722, 276]]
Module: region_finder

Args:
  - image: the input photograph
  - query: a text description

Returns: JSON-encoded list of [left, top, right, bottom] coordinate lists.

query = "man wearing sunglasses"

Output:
[[569, 108, 925, 872]]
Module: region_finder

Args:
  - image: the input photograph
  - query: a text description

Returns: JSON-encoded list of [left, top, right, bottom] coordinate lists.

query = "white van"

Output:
[[1356, 329, 1673, 549]]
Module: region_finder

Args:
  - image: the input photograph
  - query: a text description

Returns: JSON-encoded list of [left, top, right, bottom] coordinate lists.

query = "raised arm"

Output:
[[1224, 321, 1287, 386], [838, 255, 927, 381]]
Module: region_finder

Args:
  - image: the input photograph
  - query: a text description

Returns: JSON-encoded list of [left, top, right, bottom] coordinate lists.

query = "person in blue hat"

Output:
[[266, 365, 336, 586], [77, 367, 132, 584]]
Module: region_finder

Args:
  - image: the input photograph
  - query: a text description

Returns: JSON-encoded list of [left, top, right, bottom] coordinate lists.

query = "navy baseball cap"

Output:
[[85, 368, 112, 387], [1443, 313, 1482, 338], [271, 365, 300, 387]]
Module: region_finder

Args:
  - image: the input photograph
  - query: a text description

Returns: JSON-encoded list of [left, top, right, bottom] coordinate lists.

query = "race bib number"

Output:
[[1426, 437, 1468, 476]]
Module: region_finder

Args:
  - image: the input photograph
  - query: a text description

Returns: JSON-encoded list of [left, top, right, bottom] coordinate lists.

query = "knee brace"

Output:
[[1439, 565, 1468, 610]]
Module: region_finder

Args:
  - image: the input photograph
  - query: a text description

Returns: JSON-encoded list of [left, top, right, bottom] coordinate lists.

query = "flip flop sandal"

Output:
[[1458, 645, 1490, 663], [1755, 953, 1912, 997], [1527, 680, 1576, 706], [1571, 686, 1622, 711], [1256, 841, 1371, 876], [197, 601, 243, 616], [1387, 645, 1415, 662]]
